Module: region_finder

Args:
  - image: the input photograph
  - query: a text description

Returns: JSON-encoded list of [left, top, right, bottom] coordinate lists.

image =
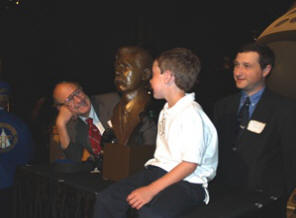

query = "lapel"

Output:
[[72, 118, 94, 154], [249, 88, 273, 123], [91, 97, 108, 129], [226, 93, 241, 134], [231, 93, 241, 115]]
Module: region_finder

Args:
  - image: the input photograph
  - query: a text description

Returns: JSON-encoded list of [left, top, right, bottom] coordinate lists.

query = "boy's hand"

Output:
[[126, 186, 156, 210], [126, 162, 197, 210]]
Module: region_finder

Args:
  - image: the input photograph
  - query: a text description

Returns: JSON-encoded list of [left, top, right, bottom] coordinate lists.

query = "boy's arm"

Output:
[[126, 161, 197, 210]]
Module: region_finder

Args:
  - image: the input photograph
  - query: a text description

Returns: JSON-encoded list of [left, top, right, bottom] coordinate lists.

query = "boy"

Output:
[[94, 48, 218, 218]]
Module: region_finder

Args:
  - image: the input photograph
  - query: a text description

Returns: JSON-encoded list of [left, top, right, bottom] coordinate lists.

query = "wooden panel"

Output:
[[102, 143, 155, 181]]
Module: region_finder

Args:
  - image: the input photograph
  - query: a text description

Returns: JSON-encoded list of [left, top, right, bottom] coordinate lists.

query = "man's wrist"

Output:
[[56, 119, 67, 129]]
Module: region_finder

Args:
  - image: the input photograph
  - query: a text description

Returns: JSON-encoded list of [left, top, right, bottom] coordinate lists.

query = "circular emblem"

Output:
[[0, 122, 18, 153]]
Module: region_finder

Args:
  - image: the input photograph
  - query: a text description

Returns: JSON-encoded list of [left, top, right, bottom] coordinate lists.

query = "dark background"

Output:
[[0, 0, 295, 122]]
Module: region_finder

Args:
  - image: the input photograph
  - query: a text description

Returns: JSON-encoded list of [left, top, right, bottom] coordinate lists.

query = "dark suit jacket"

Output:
[[213, 88, 296, 199], [63, 92, 120, 161]]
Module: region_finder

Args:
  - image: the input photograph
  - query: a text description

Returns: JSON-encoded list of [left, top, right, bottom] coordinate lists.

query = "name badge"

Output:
[[247, 120, 266, 134], [107, 120, 113, 128]]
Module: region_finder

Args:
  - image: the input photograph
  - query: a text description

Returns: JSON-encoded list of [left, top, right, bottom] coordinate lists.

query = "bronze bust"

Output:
[[111, 46, 156, 146]]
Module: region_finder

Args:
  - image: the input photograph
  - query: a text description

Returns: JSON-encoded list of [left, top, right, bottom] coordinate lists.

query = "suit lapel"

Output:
[[219, 94, 241, 149], [76, 118, 93, 152], [230, 93, 241, 133], [249, 89, 273, 123], [91, 97, 108, 129]]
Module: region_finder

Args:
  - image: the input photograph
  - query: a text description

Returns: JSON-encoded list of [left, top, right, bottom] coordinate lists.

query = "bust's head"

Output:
[[114, 46, 153, 93]]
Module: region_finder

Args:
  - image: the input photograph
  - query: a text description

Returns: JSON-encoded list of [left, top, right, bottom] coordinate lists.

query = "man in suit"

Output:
[[213, 43, 296, 216], [53, 81, 120, 162]]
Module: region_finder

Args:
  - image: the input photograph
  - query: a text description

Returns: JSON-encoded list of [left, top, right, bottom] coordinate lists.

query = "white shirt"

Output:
[[145, 93, 218, 203], [79, 105, 105, 134]]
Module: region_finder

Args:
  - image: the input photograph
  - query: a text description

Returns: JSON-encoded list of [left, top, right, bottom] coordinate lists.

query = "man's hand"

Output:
[[126, 185, 156, 210], [55, 105, 76, 150], [56, 105, 75, 127]]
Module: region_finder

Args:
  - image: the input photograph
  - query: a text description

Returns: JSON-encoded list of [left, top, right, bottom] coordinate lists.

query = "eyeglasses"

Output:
[[56, 88, 84, 107]]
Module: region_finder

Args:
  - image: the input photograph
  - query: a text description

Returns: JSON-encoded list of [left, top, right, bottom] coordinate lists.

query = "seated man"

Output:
[[111, 45, 157, 146], [0, 81, 34, 218], [53, 81, 120, 162]]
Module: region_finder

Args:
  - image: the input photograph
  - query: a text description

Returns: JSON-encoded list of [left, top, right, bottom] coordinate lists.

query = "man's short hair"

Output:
[[237, 43, 275, 70], [156, 48, 201, 92]]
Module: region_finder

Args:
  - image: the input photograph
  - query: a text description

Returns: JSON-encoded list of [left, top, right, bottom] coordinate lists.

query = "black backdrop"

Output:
[[0, 0, 294, 122]]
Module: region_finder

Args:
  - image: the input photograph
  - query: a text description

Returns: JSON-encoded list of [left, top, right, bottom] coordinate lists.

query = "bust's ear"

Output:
[[142, 68, 152, 81]]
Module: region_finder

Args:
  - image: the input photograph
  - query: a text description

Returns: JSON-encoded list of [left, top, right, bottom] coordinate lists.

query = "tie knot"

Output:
[[86, 118, 93, 125]]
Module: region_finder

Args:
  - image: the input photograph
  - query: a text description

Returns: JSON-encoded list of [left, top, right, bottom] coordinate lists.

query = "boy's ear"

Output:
[[142, 68, 152, 81], [163, 70, 175, 84]]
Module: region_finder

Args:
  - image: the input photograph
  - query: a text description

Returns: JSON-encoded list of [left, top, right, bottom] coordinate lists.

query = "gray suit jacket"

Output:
[[63, 92, 120, 161]]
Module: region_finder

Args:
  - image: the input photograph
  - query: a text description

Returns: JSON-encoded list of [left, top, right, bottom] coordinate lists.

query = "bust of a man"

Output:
[[111, 46, 156, 146]]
